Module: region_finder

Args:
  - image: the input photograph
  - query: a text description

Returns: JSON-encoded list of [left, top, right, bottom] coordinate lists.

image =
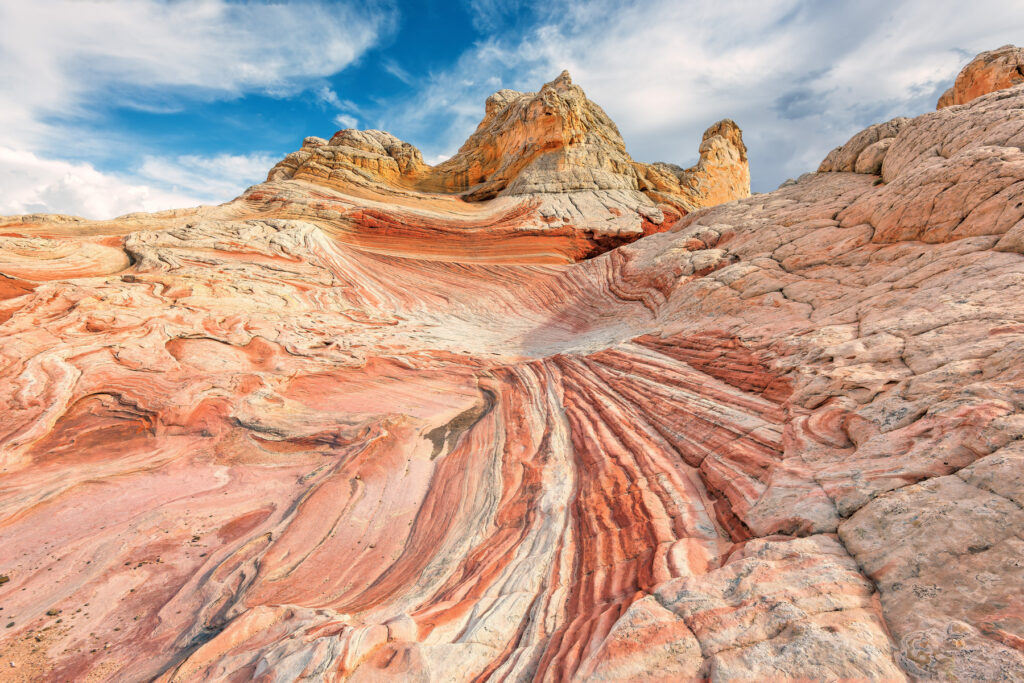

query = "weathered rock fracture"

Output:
[[1, 60, 1022, 681]]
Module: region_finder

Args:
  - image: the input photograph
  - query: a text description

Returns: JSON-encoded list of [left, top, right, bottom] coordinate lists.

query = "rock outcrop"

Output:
[[1, 56, 1024, 681], [268, 71, 749, 260], [937, 44, 1024, 108]]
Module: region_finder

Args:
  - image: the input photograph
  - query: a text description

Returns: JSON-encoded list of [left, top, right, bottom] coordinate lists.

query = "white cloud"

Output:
[[0, 147, 204, 219], [0, 147, 279, 220], [0, 0, 393, 148], [463, 0, 528, 33], [382, 58, 415, 85], [317, 87, 346, 110], [380, 0, 1024, 191], [0, 0, 392, 215], [333, 114, 360, 130], [138, 153, 279, 200], [319, 87, 363, 131]]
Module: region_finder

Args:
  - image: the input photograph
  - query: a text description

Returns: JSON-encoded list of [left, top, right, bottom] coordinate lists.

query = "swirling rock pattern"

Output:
[[1, 58, 1024, 681]]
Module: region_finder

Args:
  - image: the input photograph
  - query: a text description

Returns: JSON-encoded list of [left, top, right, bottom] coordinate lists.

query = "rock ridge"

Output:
[[268, 70, 750, 255]]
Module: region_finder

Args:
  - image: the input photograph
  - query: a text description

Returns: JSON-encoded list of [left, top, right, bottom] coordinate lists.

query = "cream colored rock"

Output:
[[637, 119, 750, 213], [439, 70, 637, 199], [269, 128, 427, 187], [268, 70, 749, 224], [818, 116, 908, 174], [840, 467, 1024, 681]]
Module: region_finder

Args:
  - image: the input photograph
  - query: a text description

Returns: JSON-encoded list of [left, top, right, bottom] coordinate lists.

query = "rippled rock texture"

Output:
[[2, 61, 1024, 681]]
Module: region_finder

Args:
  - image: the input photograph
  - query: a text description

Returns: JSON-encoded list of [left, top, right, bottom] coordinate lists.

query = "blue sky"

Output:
[[2, 0, 1024, 218]]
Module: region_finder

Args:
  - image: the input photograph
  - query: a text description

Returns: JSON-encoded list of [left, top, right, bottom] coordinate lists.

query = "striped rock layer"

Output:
[[1, 62, 1024, 681]]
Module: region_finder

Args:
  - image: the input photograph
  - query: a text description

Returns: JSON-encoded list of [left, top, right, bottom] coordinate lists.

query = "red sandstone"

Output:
[[1, 55, 1023, 681]]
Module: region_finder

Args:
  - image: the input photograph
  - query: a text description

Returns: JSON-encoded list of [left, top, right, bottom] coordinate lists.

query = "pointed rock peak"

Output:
[[701, 119, 747, 162], [539, 69, 576, 96]]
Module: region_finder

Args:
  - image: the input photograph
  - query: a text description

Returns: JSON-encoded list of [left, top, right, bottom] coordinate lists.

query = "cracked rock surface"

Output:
[[1, 59, 1023, 681]]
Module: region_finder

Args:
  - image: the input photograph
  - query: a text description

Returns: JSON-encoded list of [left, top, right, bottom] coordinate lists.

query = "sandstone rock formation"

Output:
[[267, 71, 749, 260], [937, 44, 1024, 108], [1, 58, 1024, 681]]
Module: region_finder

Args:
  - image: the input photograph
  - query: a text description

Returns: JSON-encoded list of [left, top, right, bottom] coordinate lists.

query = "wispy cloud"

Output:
[[319, 87, 362, 131], [333, 114, 360, 130], [463, 0, 529, 33], [380, 0, 1024, 191], [317, 87, 346, 110], [0, 0, 395, 148], [138, 153, 279, 199], [382, 58, 415, 85], [0, 0, 394, 216]]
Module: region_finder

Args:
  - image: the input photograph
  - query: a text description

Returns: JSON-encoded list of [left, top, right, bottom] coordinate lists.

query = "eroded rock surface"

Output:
[[267, 71, 749, 260], [1, 60, 1023, 681], [937, 44, 1024, 109]]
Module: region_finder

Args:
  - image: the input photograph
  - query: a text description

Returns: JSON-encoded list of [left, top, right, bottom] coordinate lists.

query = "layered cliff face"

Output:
[[1, 57, 1023, 682]]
